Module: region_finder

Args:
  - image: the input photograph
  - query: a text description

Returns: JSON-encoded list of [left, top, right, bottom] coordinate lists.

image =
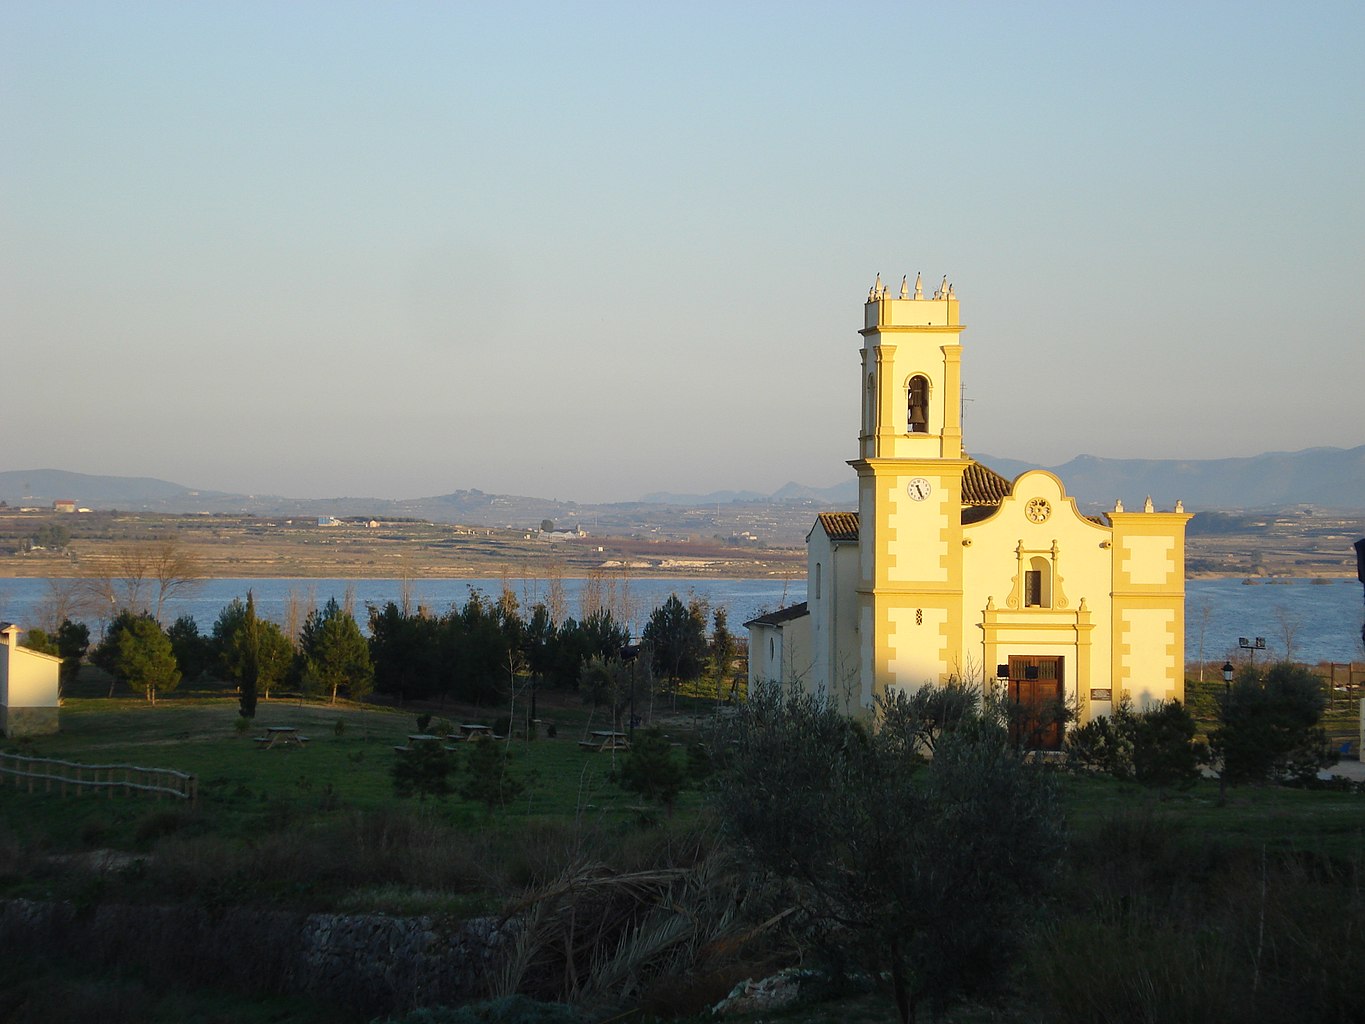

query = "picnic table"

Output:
[[254, 726, 309, 750], [578, 730, 630, 752], [459, 723, 492, 739], [395, 734, 448, 753]]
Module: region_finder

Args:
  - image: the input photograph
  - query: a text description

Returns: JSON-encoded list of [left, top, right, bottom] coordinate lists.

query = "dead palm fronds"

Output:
[[489, 846, 783, 1006]]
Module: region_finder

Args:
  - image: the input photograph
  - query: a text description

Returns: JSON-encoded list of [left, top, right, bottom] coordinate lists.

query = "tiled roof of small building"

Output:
[[744, 602, 809, 628], [815, 512, 860, 542]]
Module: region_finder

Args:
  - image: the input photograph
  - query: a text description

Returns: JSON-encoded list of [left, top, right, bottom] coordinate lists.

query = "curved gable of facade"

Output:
[[962, 469, 1110, 537]]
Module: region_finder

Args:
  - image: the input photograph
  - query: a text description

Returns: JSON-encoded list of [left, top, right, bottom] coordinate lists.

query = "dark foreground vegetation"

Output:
[[2, 650, 1363, 1022]]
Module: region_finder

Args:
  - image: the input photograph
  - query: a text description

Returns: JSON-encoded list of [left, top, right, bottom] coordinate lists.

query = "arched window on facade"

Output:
[[814, 562, 822, 600], [906, 375, 929, 433], [1024, 556, 1052, 608], [865, 373, 876, 434]]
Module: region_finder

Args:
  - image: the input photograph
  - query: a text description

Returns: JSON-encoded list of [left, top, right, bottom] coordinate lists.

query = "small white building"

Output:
[[0, 623, 61, 738]]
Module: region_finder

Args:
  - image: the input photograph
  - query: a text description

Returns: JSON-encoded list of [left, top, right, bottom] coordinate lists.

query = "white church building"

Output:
[[746, 275, 1192, 748]]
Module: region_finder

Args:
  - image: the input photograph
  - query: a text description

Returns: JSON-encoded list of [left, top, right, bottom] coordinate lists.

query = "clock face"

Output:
[[907, 477, 932, 501], [1026, 497, 1052, 523]]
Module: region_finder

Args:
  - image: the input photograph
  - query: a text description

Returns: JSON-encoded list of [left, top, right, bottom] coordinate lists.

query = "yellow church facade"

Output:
[[747, 275, 1191, 746]]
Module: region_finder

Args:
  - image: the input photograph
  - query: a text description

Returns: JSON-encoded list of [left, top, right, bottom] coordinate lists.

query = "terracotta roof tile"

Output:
[[815, 511, 860, 542], [962, 459, 1012, 506]]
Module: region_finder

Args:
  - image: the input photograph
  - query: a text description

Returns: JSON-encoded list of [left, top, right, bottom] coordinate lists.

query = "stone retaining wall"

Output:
[[0, 898, 512, 1014]]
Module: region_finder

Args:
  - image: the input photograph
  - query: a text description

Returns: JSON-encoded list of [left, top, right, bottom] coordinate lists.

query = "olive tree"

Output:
[[713, 684, 1063, 1024]]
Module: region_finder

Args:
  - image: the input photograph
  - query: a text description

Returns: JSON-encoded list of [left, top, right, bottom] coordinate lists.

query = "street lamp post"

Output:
[[620, 642, 640, 741], [1238, 636, 1266, 670], [1218, 660, 1236, 807]]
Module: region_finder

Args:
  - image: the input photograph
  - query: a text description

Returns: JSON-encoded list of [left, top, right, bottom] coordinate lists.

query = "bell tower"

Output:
[[851, 273, 971, 707]]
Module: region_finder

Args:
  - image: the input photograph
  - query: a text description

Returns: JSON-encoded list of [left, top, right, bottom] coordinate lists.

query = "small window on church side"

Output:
[[907, 375, 929, 433], [814, 562, 822, 600]]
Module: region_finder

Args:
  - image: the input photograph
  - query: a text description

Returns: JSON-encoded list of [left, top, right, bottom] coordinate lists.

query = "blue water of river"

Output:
[[1, 576, 1361, 665]]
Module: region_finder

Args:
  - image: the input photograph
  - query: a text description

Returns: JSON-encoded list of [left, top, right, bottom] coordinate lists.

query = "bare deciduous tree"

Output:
[[1273, 604, 1302, 663], [545, 561, 567, 626], [580, 568, 605, 620], [79, 536, 203, 623], [35, 577, 96, 633], [149, 537, 204, 622]]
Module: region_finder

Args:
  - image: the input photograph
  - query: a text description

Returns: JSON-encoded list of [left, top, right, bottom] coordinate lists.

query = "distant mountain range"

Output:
[[2, 445, 1362, 526], [643, 446, 1365, 512], [970, 446, 1365, 511]]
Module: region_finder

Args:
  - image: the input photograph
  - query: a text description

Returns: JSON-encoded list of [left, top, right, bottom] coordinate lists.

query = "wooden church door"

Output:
[[1007, 655, 1065, 750]]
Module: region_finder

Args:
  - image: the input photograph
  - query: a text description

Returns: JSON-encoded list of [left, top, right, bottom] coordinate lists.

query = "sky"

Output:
[[4, 2, 1363, 504]]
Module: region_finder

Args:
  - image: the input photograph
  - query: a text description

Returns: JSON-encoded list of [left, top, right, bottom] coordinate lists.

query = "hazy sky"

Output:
[[5, 2, 1362, 503]]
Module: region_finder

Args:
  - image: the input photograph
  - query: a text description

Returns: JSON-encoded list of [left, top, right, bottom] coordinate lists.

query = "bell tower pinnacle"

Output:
[[858, 271, 964, 462]]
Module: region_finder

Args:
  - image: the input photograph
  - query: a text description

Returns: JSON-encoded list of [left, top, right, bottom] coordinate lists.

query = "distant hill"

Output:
[[639, 481, 857, 505], [0, 469, 226, 507], [3, 445, 1361, 526], [971, 446, 1365, 511]]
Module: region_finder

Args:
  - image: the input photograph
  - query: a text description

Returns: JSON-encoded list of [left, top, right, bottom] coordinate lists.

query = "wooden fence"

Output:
[[0, 751, 197, 805]]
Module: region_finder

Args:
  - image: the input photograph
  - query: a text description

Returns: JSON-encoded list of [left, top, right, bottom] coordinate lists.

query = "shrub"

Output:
[[461, 736, 524, 814], [619, 728, 686, 816], [1131, 700, 1205, 789], [1212, 662, 1335, 787], [1065, 712, 1134, 778], [1066, 698, 1204, 789], [392, 744, 457, 802]]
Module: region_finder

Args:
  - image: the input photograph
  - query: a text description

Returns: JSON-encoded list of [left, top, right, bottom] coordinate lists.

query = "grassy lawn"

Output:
[[1058, 769, 1365, 859], [3, 686, 1364, 1024], [1, 689, 712, 909], [4, 686, 1361, 876]]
